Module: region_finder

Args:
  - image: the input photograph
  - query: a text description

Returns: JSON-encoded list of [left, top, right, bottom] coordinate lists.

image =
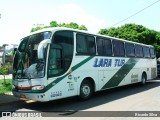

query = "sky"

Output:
[[0, 0, 160, 46]]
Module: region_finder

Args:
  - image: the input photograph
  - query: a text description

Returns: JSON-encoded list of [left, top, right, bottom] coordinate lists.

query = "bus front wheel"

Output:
[[79, 80, 93, 100]]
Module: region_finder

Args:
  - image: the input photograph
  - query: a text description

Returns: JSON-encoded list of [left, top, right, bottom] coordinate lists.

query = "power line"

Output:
[[111, 0, 160, 27]]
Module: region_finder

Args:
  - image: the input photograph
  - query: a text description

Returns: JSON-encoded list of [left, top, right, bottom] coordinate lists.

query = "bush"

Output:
[[0, 79, 12, 94], [0, 63, 12, 85]]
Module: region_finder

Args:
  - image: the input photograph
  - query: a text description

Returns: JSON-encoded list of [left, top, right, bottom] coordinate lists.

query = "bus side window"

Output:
[[113, 41, 119, 56], [135, 45, 143, 57], [87, 36, 96, 54], [104, 39, 112, 56], [125, 43, 135, 57], [96, 38, 103, 55], [76, 34, 88, 54], [113, 40, 125, 57], [143, 47, 151, 58], [150, 48, 156, 59], [48, 47, 63, 76], [76, 34, 96, 55], [96, 38, 112, 56]]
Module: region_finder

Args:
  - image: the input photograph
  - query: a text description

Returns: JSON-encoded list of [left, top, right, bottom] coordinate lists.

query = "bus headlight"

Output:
[[32, 85, 45, 90]]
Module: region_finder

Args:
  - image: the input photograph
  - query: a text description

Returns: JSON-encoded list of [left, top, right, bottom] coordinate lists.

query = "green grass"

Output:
[[0, 79, 12, 94]]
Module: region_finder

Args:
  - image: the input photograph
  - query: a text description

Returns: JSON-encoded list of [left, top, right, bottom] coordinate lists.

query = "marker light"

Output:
[[32, 85, 45, 90]]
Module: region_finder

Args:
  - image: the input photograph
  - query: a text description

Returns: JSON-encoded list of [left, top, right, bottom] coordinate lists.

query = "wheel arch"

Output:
[[142, 71, 147, 80], [140, 71, 147, 85]]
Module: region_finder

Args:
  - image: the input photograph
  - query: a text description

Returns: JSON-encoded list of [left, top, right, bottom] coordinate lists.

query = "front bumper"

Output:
[[12, 89, 49, 102]]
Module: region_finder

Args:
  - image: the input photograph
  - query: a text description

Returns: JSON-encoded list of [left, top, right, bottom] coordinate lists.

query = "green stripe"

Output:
[[101, 58, 139, 90], [14, 56, 94, 93]]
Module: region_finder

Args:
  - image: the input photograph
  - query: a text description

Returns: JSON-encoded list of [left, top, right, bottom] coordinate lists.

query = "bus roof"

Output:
[[25, 27, 153, 47]]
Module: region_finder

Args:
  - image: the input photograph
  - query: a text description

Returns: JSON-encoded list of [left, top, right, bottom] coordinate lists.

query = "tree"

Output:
[[59, 23, 66, 27], [31, 26, 43, 32], [31, 20, 88, 32], [67, 22, 79, 29], [98, 23, 160, 57], [79, 25, 88, 31], [0, 62, 11, 85], [50, 21, 58, 27], [2, 44, 8, 48]]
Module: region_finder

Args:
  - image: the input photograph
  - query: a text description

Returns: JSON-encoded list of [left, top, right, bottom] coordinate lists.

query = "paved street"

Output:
[[1, 79, 160, 120]]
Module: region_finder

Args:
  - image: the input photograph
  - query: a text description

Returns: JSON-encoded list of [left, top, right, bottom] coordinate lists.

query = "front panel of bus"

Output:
[[12, 31, 52, 101], [12, 30, 75, 101]]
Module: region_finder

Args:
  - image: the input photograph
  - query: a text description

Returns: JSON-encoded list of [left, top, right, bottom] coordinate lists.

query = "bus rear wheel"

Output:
[[79, 80, 93, 100], [141, 73, 147, 85]]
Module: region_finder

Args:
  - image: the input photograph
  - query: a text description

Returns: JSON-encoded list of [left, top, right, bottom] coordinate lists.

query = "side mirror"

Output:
[[38, 39, 51, 59], [14, 48, 17, 52], [13, 48, 17, 55]]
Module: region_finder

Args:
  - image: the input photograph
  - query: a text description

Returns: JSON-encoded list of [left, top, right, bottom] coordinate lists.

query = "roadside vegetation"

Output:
[[0, 79, 12, 94], [0, 63, 12, 94]]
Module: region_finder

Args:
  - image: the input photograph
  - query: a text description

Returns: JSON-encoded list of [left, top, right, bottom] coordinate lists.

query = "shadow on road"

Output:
[[1, 79, 160, 117]]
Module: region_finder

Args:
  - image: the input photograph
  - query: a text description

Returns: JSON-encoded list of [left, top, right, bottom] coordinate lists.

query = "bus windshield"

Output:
[[13, 31, 51, 79]]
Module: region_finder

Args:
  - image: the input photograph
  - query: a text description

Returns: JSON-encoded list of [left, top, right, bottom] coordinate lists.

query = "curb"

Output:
[[0, 92, 13, 96]]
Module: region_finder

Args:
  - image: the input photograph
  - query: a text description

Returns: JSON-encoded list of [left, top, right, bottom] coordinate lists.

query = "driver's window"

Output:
[[48, 31, 74, 78], [48, 47, 63, 77]]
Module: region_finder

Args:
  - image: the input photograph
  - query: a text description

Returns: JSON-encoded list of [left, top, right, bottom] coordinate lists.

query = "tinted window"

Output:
[[113, 40, 125, 56], [18, 38, 28, 52], [104, 39, 112, 55], [48, 31, 74, 77], [76, 34, 96, 55], [150, 48, 156, 58], [125, 43, 135, 57], [96, 38, 112, 56], [18, 32, 51, 53], [87, 36, 96, 54], [76, 34, 87, 54], [135, 45, 143, 57], [97, 38, 103, 55], [143, 47, 150, 58]]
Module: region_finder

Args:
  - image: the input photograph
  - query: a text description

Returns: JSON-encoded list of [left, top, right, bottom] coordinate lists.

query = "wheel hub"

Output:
[[82, 85, 90, 96]]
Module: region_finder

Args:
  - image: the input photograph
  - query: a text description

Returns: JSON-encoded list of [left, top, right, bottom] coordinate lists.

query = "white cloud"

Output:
[[0, 3, 108, 46], [0, 21, 31, 46], [52, 3, 108, 33]]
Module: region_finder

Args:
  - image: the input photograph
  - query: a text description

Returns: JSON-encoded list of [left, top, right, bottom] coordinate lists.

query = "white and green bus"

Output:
[[12, 27, 157, 101]]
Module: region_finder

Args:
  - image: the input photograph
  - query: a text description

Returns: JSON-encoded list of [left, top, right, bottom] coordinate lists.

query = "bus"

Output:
[[12, 27, 157, 101]]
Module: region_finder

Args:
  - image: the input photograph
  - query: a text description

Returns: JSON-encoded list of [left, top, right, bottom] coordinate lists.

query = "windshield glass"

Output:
[[13, 31, 51, 79]]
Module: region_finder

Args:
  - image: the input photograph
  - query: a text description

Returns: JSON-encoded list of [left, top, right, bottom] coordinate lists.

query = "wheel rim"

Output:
[[81, 85, 90, 97], [142, 76, 146, 84]]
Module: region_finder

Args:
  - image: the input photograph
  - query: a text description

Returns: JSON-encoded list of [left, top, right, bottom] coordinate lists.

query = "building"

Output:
[[0, 48, 4, 66]]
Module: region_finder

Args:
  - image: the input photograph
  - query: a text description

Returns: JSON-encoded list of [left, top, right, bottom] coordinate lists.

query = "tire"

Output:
[[79, 80, 93, 100], [141, 73, 147, 85]]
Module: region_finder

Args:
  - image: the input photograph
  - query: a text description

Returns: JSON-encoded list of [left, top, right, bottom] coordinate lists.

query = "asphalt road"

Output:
[[1, 79, 160, 120]]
